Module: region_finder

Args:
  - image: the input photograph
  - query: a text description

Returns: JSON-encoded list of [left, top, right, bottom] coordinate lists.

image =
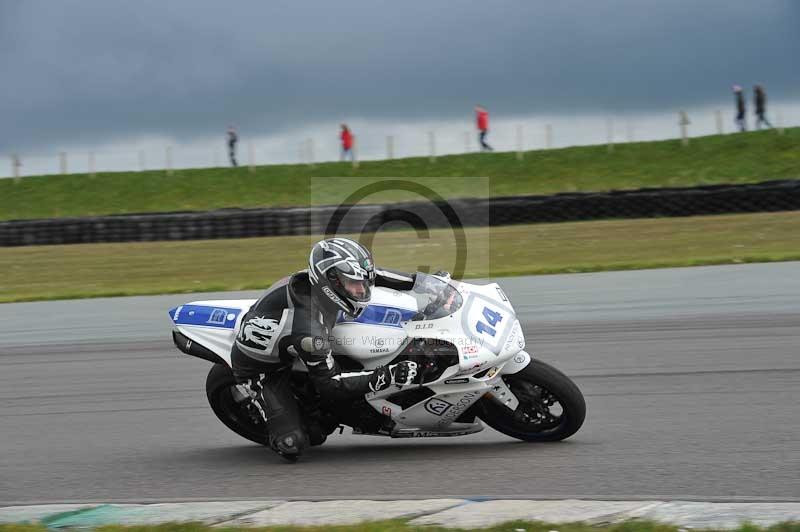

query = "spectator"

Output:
[[732, 86, 746, 132], [227, 126, 238, 167], [754, 85, 773, 129], [475, 105, 493, 151], [340, 124, 354, 161]]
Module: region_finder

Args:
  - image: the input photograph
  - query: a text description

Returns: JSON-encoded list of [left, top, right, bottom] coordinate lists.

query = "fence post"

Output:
[[777, 110, 785, 135], [138, 150, 146, 172], [166, 146, 173, 176], [59, 152, 68, 174], [386, 135, 394, 160], [606, 118, 614, 153], [715, 110, 724, 135], [545, 124, 553, 149], [352, 137, 359, 169], [516, 124, 524, 160], [11, 154, 21, 183], [88, 152, 96, 178], [679, 111, 690, 146], [464, 131, 471, 153], [428, 131, 436, 162], [248, 142, 255, 173]]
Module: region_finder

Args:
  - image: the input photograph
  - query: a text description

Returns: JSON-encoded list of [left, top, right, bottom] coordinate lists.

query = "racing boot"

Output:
[[246, 371, 309, 461]]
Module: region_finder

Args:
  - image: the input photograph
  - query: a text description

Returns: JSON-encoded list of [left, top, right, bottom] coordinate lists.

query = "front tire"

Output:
[[206, 363, 268, 446], [479, 359, 586, 442]]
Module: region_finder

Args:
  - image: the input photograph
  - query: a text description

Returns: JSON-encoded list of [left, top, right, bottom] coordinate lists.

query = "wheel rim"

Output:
[[506, 377, 565, 432]]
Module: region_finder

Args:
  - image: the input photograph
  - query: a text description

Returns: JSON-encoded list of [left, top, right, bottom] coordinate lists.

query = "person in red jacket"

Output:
[[475, 105, 493, 151], [340, 124, 354, 161]]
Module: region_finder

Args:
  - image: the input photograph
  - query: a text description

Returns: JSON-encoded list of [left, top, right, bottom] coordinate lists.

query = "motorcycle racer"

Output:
[[231, 237, 422, 459]]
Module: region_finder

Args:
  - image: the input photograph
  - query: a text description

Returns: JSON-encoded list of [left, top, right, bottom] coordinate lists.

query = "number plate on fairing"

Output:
[[460, 291, 515, 355]]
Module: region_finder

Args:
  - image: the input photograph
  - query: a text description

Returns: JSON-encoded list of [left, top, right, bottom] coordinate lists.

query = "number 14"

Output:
[[476, 307, 503, 337]]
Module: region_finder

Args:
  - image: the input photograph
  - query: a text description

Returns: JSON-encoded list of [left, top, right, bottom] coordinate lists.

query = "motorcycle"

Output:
[[168, 273, 585, 455]]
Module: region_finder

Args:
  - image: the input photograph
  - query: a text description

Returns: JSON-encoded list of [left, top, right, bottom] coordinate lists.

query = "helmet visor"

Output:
[[338, 274, 372, 302]]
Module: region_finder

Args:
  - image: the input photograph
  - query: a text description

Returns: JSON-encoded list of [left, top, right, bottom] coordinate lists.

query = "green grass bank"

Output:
[[1, 128, 798, 221], [2, 212, 798, 303]]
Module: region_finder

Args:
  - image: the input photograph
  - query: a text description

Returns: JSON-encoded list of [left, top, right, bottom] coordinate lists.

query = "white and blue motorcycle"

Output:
[[168, 273, 585, 448]]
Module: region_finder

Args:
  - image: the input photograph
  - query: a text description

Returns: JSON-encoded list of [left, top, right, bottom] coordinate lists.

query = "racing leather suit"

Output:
[[230, 268, 416, 456]]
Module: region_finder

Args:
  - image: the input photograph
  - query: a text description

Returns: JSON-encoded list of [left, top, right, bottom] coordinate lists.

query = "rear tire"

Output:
[[206, 363, 268, 446], [479, 359, 585, 442]]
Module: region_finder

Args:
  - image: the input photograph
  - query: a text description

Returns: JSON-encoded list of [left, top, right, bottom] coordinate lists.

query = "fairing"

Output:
[[168, 278, 532, 437]]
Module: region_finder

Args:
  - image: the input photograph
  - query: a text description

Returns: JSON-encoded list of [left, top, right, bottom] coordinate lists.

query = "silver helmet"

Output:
[[308, 238, 376, 317]]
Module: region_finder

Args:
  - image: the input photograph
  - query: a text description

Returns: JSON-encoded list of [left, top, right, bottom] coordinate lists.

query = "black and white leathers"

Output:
[[231, 268, 416, 398]]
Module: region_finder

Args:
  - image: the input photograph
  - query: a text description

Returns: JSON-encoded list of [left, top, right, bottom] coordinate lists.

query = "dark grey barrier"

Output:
[[1, 179, 798, 247]]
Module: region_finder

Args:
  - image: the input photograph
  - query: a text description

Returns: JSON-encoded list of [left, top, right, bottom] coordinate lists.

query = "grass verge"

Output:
[[0, 212, 798, 303], [1, 129, 798, 221], [1, 519, 799, 532]]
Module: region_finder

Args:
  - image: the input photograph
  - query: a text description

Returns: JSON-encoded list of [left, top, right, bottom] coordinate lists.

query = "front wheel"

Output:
[[206, 363, 268, 446], [478, 359, 586, 442]]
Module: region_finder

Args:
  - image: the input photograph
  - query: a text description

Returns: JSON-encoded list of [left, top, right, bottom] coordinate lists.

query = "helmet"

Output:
[[308, 238, 376, 318]]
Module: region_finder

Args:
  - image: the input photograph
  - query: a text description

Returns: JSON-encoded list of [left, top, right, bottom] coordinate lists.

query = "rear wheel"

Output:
[[479, 359, 585, 442], [206, 363, 268, 446]]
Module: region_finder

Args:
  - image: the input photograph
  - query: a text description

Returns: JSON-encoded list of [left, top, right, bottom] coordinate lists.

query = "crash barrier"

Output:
[[1, 179, 798, 247]]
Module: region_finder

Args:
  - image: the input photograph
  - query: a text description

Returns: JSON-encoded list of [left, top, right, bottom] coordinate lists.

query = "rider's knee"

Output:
[[271, 426, 309, 455]]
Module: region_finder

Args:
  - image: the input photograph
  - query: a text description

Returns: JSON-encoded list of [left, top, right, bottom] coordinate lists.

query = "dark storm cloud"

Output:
[[2, 0, 798, 152]]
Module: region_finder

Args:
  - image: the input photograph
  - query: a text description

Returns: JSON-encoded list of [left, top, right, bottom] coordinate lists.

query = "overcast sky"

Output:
[[1, 0, 798, 169]]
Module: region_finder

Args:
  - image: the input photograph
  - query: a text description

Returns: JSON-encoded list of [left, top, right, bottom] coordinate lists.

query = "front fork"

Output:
[[484, 350, 532, 411]]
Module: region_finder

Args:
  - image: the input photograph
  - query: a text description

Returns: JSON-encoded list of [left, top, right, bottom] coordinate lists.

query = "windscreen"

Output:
[[409, 273, 463, 320]]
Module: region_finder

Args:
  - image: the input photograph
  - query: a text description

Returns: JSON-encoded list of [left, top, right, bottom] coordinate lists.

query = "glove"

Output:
[[368, 361, 418, 392]]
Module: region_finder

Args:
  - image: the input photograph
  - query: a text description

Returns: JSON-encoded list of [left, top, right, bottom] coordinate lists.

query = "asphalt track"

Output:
[[1, 262, 799, 504]]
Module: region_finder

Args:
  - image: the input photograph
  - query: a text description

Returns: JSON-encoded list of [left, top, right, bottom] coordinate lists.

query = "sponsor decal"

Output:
[[374, 373, 386, 390], [226, 313, 236, 321], [382, 405, 392, 416], [322, 286, 345, 306], [444, 378, 470, 385], [370, 348, 390, 353], [414, 323, 434, 330], [463, 345, 479, 354], [207, 308, 228, 325], [173, 306, 183, 321], [239, 317, 280, 349], [504, 328, 517, 350], [435, 391, 482, 427], [313, 336, 325, 350], [399, 430, 474, 438], [424, 398, 453, 416], [383, 309, 402, 325], [503, 322, 525, 352]]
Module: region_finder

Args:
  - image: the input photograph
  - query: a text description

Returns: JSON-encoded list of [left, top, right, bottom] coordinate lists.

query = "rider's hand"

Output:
[[368, 361, 418, 392]]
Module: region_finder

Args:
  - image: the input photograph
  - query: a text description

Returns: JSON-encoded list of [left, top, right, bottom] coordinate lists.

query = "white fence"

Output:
[[4, 105, 796, 180]]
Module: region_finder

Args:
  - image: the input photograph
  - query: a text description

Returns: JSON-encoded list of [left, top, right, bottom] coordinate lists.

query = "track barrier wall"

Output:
[[1, 180, 798, 247]]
